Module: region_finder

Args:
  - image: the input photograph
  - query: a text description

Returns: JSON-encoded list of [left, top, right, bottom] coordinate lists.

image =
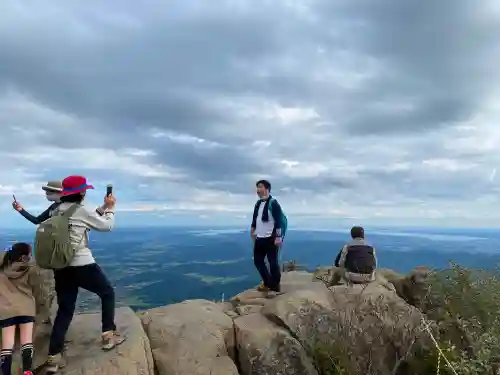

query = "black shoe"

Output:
[[269, 285, 281, 293]]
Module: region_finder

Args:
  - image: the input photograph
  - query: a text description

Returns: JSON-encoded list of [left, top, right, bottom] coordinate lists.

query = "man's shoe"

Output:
[[45, 353, 65, 374], [266, 290, 283, 298], [256, 282, 269, 292], [266, 284, 282, 297], [102, 330, 126, 351]]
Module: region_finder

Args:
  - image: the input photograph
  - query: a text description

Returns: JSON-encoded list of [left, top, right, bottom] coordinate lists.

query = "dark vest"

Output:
[[344, 239, 376, 275]]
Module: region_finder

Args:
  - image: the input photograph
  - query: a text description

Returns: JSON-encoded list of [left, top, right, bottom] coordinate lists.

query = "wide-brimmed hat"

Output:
[[41, 180, 63, 193], [61, 175, 94, 196]]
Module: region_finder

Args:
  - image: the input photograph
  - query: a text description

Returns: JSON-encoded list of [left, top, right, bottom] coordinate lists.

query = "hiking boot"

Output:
[[45, 353, 65, 374], [102, 331, 126, 351], [256, 282, 269, 292]]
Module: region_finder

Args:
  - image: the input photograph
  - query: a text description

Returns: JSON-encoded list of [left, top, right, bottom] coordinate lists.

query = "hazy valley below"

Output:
[[2, 226, 500, 311]]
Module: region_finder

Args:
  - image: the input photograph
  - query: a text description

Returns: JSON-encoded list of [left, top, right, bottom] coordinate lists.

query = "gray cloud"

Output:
[[315, 0, 500, 134], [1, 0, 500, 225]]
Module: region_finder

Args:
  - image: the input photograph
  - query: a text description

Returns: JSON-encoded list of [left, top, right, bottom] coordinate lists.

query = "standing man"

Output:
[[251, 180, 286, 293], [12, 181, 63, 224]]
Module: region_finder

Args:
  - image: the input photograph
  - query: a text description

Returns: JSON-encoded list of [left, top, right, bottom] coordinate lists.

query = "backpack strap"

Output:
[[62, 204, 87, 249], [268, 197, 274, 211], [252, 200, 260, 226], [62, 203, 81, 218]]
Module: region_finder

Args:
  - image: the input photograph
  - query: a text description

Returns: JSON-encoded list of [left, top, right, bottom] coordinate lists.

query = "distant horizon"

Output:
[[1, 222, 500, 233], [3, 222, 499, 311]]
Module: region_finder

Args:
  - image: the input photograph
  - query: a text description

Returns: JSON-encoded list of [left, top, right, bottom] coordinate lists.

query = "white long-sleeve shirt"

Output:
[[255, 201, 275, 238], [52, 202, 115, 267]]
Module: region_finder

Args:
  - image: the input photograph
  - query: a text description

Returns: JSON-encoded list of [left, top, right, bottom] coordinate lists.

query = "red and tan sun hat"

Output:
[[61, 175, 94, 196]]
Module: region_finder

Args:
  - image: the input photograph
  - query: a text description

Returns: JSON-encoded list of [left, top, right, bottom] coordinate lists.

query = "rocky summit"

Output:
[[2, 262, 442, 375]]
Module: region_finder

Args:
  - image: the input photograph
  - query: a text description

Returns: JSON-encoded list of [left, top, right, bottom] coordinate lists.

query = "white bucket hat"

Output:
[[41, 180, 63, 192]]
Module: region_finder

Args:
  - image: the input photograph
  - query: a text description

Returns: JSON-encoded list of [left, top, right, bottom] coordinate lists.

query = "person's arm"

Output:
[[269, 199, 283, 238], [334, 248, 343, 267], [81, 206, 115, 232], [19, 206, 52, 225], [337, 245, 349, 268], [250, 202, 259, 237]]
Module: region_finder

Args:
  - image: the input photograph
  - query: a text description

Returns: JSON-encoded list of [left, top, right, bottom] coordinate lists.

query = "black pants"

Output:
[[253, 237, 281, 291], [49, 263, 116, 355]]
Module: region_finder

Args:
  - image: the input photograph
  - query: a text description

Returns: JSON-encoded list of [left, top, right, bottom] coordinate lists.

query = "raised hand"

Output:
[[12, 199, 23, 212], [103, 194, 116, 210]]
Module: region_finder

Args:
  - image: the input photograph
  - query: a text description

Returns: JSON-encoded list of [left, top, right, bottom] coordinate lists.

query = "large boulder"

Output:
[[278, 271, 324, 292], [139, 299, 238, 375], [262, 278, 430, 374], [229, 271, 325, 318], [36, 268, 55, 324], [34, 307, 155, 375], [314, 265, 430, 309], [376, 266, 430, 308], [234, 313, 318, 375]]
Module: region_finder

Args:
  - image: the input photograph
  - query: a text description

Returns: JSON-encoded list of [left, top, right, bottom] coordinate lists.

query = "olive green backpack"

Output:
[[34, 204, 81, 269]]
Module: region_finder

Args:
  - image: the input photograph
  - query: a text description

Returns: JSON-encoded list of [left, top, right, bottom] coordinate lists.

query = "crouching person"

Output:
[[334, 226, 377, 284], [34, 176, 125, 374], [0, 243, 45, 375]]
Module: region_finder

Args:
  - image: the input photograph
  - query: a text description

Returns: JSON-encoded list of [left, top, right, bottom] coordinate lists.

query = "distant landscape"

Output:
[[2, 226, 500, 311]]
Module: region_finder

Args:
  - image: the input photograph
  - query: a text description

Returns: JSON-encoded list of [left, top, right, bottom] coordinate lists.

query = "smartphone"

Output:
[[12, 194, 17, 202], [106, 184, 113, 196]]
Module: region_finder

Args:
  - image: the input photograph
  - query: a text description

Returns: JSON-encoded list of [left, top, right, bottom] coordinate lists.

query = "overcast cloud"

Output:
[[1, 0, 500, 228]]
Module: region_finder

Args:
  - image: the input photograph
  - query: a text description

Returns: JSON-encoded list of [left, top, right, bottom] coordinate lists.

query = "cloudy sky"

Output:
[[1, 0, 500, 229]]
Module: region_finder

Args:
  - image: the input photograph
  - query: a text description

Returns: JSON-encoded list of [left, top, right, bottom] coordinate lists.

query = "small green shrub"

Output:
[[426, 263, 500, 374], [311, 341, 351, 375]]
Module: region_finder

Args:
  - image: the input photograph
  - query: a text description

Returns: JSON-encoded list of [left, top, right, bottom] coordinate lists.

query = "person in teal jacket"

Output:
[[250, 180, 286, 293]]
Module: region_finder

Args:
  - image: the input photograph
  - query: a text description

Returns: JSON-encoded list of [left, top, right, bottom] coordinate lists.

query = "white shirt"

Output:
[[52, 203, 115, 267], [255, 201, 275, 238]]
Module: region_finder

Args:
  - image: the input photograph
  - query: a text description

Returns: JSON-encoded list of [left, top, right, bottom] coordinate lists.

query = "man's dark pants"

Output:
[[48, 264, 116, 355], [253, 236, 281, 291]]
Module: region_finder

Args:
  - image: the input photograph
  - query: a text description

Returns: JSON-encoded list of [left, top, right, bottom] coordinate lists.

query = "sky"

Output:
[[1, 0, 500, 229]]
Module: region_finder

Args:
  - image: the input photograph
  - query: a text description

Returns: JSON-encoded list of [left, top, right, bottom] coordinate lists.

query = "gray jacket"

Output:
[[335, 238, 377, 281]]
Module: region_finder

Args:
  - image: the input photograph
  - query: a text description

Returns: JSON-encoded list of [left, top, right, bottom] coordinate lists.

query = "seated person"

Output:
[[334, 226, 377, 284]]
